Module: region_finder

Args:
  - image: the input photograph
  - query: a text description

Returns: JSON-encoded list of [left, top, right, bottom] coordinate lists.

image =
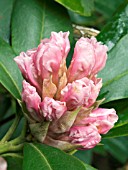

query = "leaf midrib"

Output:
[[30, 143, 52, 170], [0, 62, 21, 99], [102, 69, 128, 88]]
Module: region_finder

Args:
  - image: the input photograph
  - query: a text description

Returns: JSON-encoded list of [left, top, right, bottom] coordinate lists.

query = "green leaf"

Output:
[[55, 0, 94, 16], [0, 37, 23, 99], [98, 34, 128, 103], [0, 0, 14, 43], [97, 2, 128, 51], [23, 143, 86, 170], [3, 153, 23, 170], [97, 3, 128, 104], [11, 0, 73, 54], [84, 164, 97, 170], [74, 150, 93, 164], [102, 138, 128, 163]]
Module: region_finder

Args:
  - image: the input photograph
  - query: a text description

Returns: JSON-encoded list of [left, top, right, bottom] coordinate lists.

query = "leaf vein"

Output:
[[0, 62, 21, 98], [30, 143, 52, 170]]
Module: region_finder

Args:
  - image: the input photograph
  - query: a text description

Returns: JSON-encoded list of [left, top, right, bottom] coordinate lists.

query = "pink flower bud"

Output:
[[22, 80, 42, 121], [77, 108, 118, 134], [91, 108, 118, 134], [40, 97, 67, 121], [67, 37, 108, 82], [61, 77, 102, 110], [43, 31, 70, 58], [14, 50, 42, 94], [33, 31, 70, 86], [69, 125, 101, 149]]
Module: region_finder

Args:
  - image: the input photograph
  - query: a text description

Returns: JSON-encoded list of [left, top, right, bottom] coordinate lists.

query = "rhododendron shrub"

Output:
[[14, 32, 118, 151]]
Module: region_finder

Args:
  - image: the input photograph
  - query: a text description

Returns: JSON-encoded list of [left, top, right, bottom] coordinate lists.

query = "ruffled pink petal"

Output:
[[76, 108, 118, 134], [14, 50, 41, 94], [40, 97, 67, 121], [22, 80, 42, 121], [69, 124, 101, 149], [67, 37, 107, 82], [61, 77, 102, 110]]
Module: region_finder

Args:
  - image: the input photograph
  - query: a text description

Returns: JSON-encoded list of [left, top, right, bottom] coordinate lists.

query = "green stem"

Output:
[[0, 118, 27, 154], [0, 142, 24, 154], [68, 149, 77, 155], [11, 119, 27, 145], [1, 114, 21, 143], [1, 153, 23, 159]]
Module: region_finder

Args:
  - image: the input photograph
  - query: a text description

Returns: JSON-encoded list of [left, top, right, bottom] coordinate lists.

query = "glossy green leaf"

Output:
[[23, 143, 86, 170], [0, 38, 23, 99], [11, 0, 73, 54], [55, 0, 94, 16], [97, 2, 128, 105], [0, 0, 14, 43], [97, 2, 128, 51], [4, 154, 23, 170], [97, 3, 128, 105], [98, 34, 128, 103]]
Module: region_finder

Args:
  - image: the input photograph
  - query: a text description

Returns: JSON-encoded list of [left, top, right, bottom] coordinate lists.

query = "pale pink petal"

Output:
[[40, 97, 67, 121], [22, 80, 42, 121], [77, 108, 118, 134], [67, 37, 107, 82], [69, 124, 101, 149], [33, 31, 70, 86], [90, 108, 118, 134], [86, 77, 102, 107], [14, 51, 41, 94], [61, 77, 102, 110], [49, 31, 70, 58]]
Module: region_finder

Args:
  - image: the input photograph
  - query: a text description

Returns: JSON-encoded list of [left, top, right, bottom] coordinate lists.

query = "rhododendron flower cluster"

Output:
[[14, 31, 118, 151]]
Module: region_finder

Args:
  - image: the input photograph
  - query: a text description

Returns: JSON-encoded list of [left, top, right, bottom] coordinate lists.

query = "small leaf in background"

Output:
[[23, 143, 87, 170], [68, 0, 123, 29], [0, 38, 23, 99], [95, 0, 123, 20], [11, 0, 73, 55], [0, 0, 14, 43], [55, 0, 94, 17]]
